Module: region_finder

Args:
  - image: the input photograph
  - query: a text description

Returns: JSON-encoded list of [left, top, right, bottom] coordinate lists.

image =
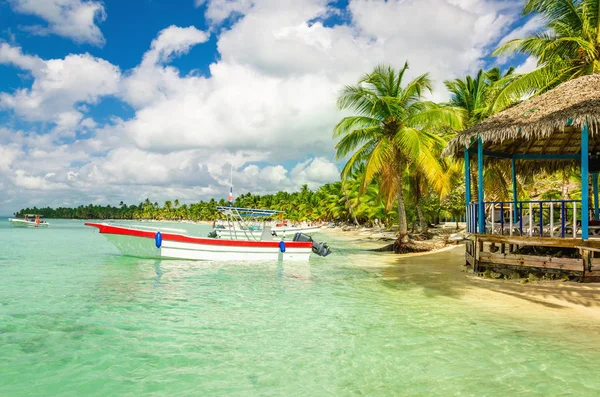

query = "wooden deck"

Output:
[[466, 234, 600, 282]]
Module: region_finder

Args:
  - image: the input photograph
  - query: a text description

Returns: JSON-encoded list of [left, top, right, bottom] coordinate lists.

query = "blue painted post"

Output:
[[539, 202, 543, 237], [477, 138, 485, 234], [561, 202, 566, 238], [465, 148, 471, 204], [512, 157, 518, 222], [464, 148, 471, 232], [582, 122, 589, 240], [500, 202, 504, 234], [593, 173, 599, 220], [519, 202, 523, 235]]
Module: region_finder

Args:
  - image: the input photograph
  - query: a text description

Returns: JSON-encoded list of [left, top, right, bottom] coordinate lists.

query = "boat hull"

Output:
[[86, 223, 313, 261], [9, 219, 50, 228]]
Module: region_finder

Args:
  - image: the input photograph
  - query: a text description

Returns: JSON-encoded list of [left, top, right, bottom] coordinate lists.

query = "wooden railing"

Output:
[[467, 200, 583, 238]]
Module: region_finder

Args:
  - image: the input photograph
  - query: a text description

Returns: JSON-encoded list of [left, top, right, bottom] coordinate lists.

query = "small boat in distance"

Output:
[[9, 214, 50, 228]]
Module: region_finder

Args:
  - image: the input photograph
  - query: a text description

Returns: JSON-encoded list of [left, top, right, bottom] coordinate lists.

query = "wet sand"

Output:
[[321, 228, 600, 330]]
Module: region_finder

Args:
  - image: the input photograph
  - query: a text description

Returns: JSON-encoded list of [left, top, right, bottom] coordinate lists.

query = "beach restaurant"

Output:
[[444, 74, 600, 281]]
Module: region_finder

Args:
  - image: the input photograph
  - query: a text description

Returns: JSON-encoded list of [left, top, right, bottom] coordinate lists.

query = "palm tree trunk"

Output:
[[342, 187, 359, 225], [397, 177, 409, 243], [416, 203, 427, 234]]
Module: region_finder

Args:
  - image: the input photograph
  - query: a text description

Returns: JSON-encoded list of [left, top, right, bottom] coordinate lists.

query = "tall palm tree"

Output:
[[493, 0, 600, 103], [333, 63, 463, 241]]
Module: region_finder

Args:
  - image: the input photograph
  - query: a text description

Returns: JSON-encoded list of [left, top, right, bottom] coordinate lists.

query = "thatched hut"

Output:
[[445, 74, 600, 281]]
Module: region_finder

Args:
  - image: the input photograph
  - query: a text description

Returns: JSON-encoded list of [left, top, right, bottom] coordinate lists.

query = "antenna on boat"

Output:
[[227, 164, 234, 207]]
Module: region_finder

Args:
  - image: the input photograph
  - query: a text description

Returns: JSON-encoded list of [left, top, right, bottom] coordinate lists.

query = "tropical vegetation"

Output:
[[493, 0, 600, 102]]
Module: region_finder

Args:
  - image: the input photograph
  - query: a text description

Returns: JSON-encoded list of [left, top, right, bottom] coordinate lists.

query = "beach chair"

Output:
[[485, 206, 506, 234], [510, 214, 541, 236]]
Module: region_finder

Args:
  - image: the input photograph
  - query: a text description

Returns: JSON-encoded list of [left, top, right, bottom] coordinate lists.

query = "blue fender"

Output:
[[279, 240, 286, 253], [155, 231, 162, 248]]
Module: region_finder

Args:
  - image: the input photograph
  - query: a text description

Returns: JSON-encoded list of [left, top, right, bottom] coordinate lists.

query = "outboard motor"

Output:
[[293, 233, 332, 257]]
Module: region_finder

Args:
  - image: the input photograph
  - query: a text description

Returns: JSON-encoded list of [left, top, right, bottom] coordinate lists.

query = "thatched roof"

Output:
[[444, 74, 600, 159]]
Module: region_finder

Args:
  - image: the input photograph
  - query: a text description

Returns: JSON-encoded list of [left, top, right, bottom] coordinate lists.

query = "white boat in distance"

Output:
[[85, 207, 331, 262], [9, 214, 50, 228]]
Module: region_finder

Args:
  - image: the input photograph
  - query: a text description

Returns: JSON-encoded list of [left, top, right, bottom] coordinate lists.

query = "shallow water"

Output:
[[2, 219, 600, 396]]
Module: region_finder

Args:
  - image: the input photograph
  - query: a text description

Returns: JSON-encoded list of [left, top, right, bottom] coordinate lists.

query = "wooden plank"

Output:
[[583, 270, 600, 277], [479, 252, 583, 266], [475, 234, 582, 248], [478, 253, 583, 271], [576, 245, 600, 253], [466, 252, 474, 266]]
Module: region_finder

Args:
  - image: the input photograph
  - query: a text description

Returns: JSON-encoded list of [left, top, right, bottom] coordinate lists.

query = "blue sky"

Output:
[[0, 0, 540, 215]]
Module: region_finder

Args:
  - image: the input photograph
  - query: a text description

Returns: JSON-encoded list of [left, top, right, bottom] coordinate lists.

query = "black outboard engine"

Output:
[[293, 233, 332, 257]]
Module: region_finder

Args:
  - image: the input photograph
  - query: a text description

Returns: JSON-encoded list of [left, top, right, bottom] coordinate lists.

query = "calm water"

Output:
[[2, 219, 600, 396]]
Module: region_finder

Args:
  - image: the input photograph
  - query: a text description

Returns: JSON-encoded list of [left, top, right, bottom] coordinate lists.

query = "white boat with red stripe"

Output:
[[85, 223, 321, 261], [85, 207, 331, 261]]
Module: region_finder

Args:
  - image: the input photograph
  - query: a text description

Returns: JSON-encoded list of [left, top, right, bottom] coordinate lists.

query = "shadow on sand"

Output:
[[380, 246, 600, 310]]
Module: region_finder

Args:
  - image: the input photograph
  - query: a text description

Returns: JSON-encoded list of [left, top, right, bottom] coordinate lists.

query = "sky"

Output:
[[0, 0, 543, 215]]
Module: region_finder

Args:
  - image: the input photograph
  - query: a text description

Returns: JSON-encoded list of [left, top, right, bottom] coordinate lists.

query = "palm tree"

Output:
[[445, 67, 522, 202], [333, 63, 463, 241], [493, 0, 600, 102], [444, 67, 518, 125]]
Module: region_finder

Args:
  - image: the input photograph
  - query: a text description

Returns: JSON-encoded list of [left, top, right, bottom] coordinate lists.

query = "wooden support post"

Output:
[[509, 203, 513, 236], [582, 122, 589, 240], [539, 201, 543, 237], [512, 156, 518, 222], [464, 148, 471, 203], [478, 138, 485, 234], [574, 202, 578, 238], [550, 201, 554, 237], [529, 202, 533, 237], [464, 147, 471, 231], [594, 172, 599, 220], [491, 203, 495, 234]]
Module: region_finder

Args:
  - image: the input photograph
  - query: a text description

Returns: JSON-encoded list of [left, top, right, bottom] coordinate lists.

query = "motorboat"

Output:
[[85, 207, 331, 261], [9, 214, 50, 228]]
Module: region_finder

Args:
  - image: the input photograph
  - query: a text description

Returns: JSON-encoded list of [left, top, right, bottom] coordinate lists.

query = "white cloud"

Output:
[[9, 0, 107, 46], [514, 56, 539, 74], [291, 157, 339, 189], [0, 44, 120, 125], [0, 42, 45, 71], [121, 25, 209, 109], [498, 15, 546, 46], [141, 25, 210, 66]]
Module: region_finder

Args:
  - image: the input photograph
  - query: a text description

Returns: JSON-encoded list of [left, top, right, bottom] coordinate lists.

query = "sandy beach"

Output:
[[321, 227, 600, 332]]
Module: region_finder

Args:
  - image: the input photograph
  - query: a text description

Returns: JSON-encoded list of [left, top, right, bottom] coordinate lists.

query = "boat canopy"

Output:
[[216, 207, 283, 218], [24, 214, 44, 217]]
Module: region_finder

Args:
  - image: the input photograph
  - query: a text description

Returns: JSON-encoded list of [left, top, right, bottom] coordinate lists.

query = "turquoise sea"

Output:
[[2, 219, 600, 396]]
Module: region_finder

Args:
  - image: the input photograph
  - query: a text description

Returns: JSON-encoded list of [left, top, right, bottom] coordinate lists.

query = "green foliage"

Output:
[[482, 269, 503, 279], [493, 0, 600, 102], [507, 271, 523, 280], [527, 273, 540, 282]]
